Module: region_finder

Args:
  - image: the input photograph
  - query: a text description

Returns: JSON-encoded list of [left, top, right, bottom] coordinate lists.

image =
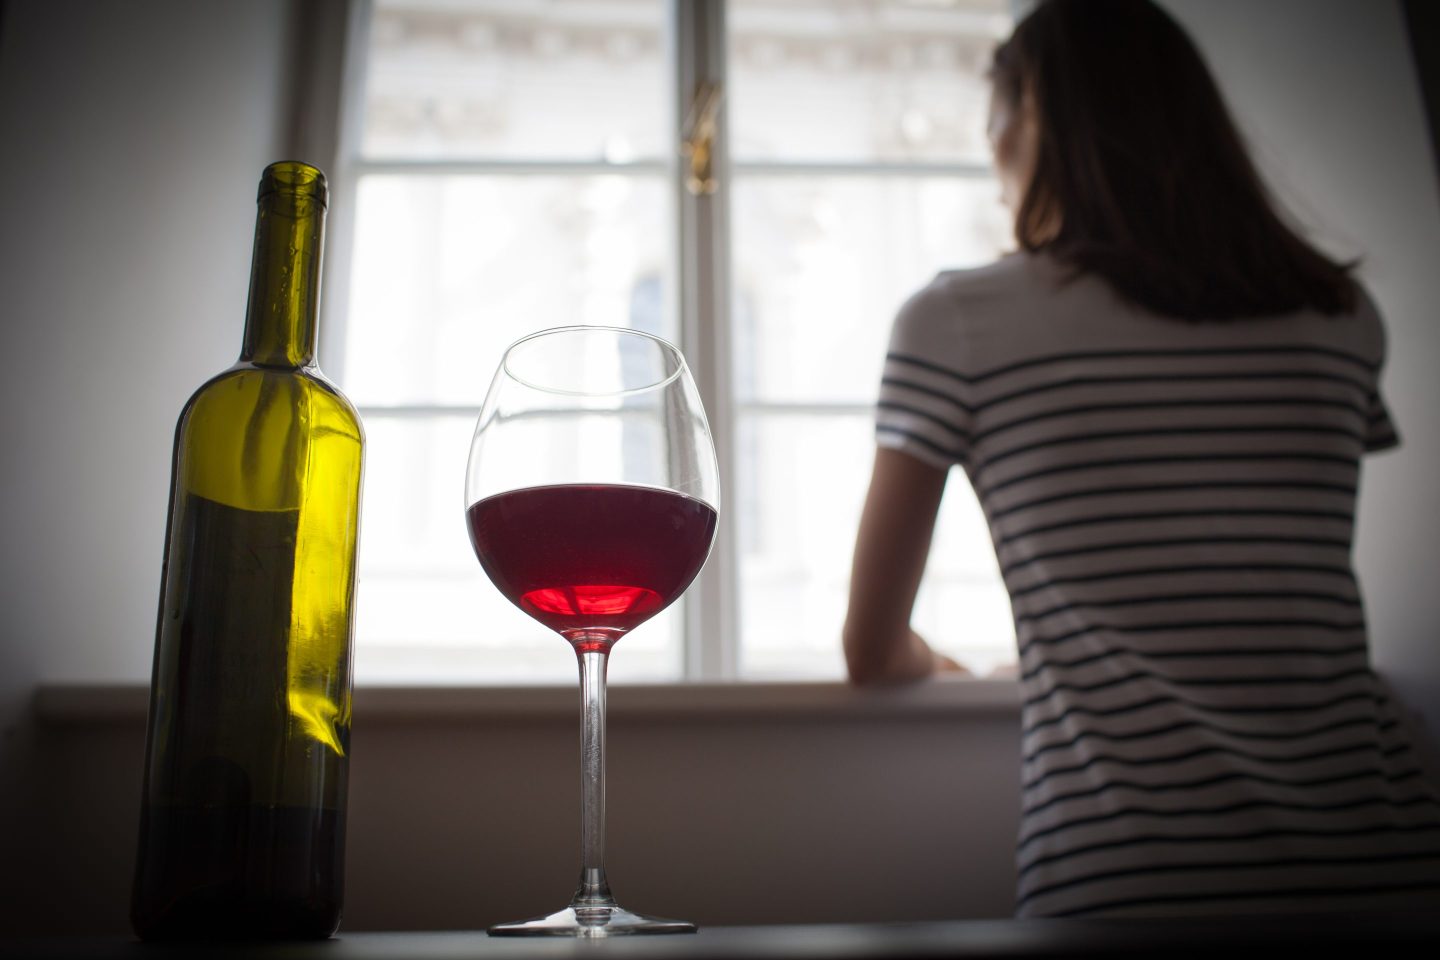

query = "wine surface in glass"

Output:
[[467, 483, 717, 650]]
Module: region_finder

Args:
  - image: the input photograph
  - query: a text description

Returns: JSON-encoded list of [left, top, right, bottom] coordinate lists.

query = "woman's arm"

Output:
[[842, 446, 956, 685]]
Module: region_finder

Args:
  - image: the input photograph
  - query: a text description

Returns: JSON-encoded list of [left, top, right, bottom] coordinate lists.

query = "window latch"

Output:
[[681, 81, 723, 196]]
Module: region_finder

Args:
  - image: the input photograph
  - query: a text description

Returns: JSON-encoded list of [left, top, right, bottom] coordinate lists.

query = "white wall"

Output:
[[0, 0, 1437, 938]]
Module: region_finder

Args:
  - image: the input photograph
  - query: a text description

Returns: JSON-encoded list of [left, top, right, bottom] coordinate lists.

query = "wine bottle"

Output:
[[131, 161, 363, 940]]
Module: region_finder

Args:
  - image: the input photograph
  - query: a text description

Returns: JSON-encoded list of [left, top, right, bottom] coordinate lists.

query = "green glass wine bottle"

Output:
[[131, 161, 363, 940]]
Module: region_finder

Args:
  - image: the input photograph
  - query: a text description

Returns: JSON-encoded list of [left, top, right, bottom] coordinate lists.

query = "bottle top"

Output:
[[258, 161, 328, 209]]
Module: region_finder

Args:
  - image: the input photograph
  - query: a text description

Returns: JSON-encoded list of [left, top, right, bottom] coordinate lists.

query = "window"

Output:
[[332, 0, 1016, 685]]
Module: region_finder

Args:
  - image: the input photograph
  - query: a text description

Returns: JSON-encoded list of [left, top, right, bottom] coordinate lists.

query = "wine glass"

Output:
[[464, 325, 720, 937]]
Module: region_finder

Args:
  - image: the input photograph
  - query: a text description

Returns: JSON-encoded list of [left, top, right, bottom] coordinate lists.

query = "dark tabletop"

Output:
[[5, 915, 1439, 960]]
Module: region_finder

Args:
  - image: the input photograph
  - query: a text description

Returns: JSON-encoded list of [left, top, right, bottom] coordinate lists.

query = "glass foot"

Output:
[[489, 903, 697, 938]]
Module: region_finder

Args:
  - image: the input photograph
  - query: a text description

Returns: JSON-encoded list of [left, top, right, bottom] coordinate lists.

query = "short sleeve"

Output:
[[1364, 389, 1400, 453], [874, 279, 971, 472], [1356, 286, 1400, 454]]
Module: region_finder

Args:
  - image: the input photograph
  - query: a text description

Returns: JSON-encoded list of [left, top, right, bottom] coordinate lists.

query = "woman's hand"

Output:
[[846, 627, 971, 686], [934, 648, 970, 677]]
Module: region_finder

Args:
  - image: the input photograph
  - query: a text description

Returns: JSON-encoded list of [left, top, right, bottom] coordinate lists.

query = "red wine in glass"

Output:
[[465, 325, 717, 936], [467, 483, 717, 652]]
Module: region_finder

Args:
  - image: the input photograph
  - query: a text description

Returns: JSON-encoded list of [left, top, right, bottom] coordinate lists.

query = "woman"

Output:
[[843, 0, 1440, 918]]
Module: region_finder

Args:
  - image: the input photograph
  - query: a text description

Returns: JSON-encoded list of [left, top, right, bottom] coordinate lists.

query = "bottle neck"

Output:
[[240, 188, 326, 369]]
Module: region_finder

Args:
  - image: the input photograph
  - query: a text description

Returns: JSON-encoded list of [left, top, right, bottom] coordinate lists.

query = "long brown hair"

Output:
[[990, 0, 1356, 320]]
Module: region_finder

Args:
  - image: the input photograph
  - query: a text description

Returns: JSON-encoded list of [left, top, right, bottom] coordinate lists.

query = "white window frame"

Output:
[[319, 0, 1010, 684]]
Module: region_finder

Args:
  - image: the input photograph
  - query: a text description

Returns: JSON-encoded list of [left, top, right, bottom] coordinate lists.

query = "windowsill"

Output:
[[32, 676, 1021, 726]]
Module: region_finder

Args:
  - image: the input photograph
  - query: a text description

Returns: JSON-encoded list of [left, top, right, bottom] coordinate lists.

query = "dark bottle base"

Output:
[[132, 802, 344, 941], [132, 897, 342, 942]]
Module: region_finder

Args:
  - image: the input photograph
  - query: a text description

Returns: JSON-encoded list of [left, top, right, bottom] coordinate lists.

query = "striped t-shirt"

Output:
[[875, 253, 1440, 918]]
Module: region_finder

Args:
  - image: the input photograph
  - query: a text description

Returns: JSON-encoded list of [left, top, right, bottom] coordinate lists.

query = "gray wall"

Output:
[[0, 0, 293, 934], [17, 685, 1022, 934], [0, 0, 1437, 938]]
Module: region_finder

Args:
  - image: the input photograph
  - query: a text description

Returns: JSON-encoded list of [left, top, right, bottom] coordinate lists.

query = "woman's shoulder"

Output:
[[897, 253, 1052, 327], [922, 252, 1053, 303], [885, 255, 1073, 375], [889, 257, 1394, 377]]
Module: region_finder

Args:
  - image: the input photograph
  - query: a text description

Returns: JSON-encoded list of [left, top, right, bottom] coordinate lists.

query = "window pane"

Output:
[[343, 174, 671, 407], [918, 473, 1017, 678], [727, 0, 1010, 164], [736, 415, 870, 679], [364, 0, 666, 161], [736, 414, 1014, 679], [353, 414, 683, 684], [731, 175, 1010, 404]]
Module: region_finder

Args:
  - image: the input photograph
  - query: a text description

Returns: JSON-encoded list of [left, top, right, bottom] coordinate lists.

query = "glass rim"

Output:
[[500, 324, 689, 398]]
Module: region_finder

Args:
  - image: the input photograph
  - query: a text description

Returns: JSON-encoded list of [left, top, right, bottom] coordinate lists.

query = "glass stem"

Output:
[[573, 646, 615, 911]]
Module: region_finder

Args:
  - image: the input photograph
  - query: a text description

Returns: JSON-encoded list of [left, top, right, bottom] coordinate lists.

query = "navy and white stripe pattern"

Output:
[[876, 255, 1440, 917]]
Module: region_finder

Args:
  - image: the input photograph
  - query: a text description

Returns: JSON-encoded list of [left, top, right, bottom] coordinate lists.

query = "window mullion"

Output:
[[672, 0, 737, 682]]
